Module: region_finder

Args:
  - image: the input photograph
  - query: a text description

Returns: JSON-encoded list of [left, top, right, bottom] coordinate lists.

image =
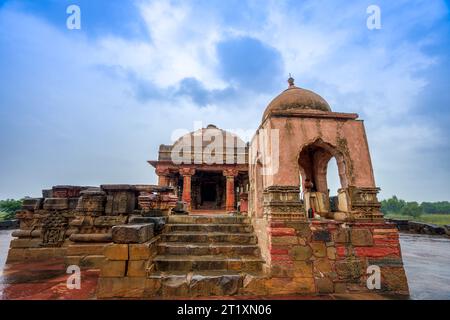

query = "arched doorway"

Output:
[[298, 139, 349, 219]]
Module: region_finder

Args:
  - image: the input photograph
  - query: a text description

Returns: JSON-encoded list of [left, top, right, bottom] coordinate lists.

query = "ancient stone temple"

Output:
[[148, 125, 249, 213], [5, 77, 409, 299]]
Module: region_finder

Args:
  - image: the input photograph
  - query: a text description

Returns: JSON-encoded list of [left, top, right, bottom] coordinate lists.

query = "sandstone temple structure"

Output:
[[5, 77, 409, 298]]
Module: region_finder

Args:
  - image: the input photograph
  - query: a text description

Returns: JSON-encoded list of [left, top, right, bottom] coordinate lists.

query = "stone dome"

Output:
[[262, 77, 331, 121], [173, 125, 245, 149]]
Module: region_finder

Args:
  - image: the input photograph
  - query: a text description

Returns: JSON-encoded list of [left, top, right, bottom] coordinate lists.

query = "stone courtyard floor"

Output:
[[0, 259, 403, 300]]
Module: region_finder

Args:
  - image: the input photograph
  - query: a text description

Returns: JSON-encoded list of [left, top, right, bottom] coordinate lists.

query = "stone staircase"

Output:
[[147, 214, 265, 297]]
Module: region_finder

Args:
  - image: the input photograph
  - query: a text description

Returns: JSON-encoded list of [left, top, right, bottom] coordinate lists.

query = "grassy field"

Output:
[[385, 213, 450, 226], [0, 211, 8, 221], [0, 211, 14, 221]]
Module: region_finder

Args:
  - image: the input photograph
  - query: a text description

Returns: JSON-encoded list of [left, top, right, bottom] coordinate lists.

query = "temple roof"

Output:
[[262, 77, 331, 121], [150, 125, 248, 165]]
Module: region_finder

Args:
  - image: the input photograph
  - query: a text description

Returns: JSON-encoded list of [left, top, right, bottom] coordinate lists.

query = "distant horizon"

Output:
[[1, 0, 449, 202]]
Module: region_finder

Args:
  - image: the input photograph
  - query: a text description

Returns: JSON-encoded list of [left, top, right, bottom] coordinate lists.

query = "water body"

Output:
[[399, 233, 450, 300], [0, 230, 449, 299]]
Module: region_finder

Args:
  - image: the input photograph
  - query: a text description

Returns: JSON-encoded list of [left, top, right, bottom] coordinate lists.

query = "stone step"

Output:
[[160, 232, 257, 244], [145, 271, 267, 297], [153, 255, 263, 272], [165, 223, 253, 233], [168, 215, 250, 225], [157, 242, 260, 256]]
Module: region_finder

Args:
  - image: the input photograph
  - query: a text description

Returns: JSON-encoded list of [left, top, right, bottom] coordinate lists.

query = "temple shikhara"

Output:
[[4, 77, 409, 299]]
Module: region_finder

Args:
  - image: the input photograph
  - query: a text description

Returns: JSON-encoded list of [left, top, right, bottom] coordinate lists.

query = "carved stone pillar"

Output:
[[263, 185, 305, 220], [156, 167, 170, 186], [179, 168, 196, 210], [346, 186, 383, 221], [223, 169, 238, 212]]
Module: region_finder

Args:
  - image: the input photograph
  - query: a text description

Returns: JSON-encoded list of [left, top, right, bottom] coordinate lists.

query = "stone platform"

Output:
[[4, 185, 409, 299], [0, 259, 404, 300]]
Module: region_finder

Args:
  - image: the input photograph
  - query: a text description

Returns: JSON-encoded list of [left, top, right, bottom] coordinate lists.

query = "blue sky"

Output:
[[0, 0, 449, 202]]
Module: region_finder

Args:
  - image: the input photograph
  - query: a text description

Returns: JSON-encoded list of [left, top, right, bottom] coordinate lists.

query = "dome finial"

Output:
[[287, 73, 295, 88]]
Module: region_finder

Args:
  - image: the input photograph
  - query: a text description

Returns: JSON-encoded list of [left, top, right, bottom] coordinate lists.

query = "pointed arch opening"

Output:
[[298, 139, 349, 219]]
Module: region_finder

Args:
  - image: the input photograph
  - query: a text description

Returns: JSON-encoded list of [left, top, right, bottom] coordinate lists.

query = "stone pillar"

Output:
[[223, 169, 238, 212], [239, 192, 248, 214], [179, 168, 195, 210], [263, 186, 305, 220], [156, 168, 170, 186]]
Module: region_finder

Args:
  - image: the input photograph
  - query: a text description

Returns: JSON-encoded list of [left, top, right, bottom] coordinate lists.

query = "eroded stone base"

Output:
[[254, 219, 409, 296]]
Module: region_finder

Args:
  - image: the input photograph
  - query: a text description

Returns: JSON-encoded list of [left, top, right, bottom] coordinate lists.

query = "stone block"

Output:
[[43, 198, 69, 210], [284, 221, 311, 237], [101, 260, 127, 277], [9, 238, 42, 248], [335, 259, 364, 281], [76, 190, 106, 213], [368, 257, 403, 267], [112, 224, 154, 244], [79, 255, 106, 269], [271, 236, 298, 245], [270, 261, 295, 277], [42, 189, 53, 198], [129, 242, 155, 260], [354, 246, 400, 258], [241, 274, 268, 296], [65, 255, 81, 266], [315, 277, 334, 293], [52, 185, 83, 198], [265, 277, 315, 295], [161, 275, 189, 297], [11, 229, 39, 238], [334, 282, 347, 294], [127, 260, 147, 277], [104, 244, 129, 260], [143, 277, 162, 297], [313, 258, 333, 274], [293, 261, 314, 278], [93, 216, 127, 227], [289, 245, 312, 261], [189, 274, 242, 296], [66, 244, 106, 256], [270, 228, 296, 236], [97, 277, 146, 299], [351, 229, 373, 246], [380, 266, 409, 294], [128, 216, 167, 232], [69, 233, 112, 243], [6, 248, 25, 262], [327, 247, 336, 260], [312, 230, 331, 242], [102, 186, 136, 215], [310, 242, 327, 258], [22, 198, 43, 211], [101, 184, 134, 191], [334, 228, 350, 243]]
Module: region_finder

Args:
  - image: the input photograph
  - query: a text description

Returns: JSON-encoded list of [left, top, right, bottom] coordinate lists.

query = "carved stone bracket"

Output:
[[41, 211, 68, 247], [223, 168, 239, 177], [263, 185, 305, 220], [347, 186, 383, 221], [179, 167, 196, 176]]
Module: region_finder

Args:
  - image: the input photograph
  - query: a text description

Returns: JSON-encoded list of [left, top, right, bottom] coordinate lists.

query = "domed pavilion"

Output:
[[148, 124, 249, 212]]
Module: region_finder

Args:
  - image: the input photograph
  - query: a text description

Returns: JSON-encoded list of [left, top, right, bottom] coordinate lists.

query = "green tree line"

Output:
[[381, 196, 450, 218], [0, 199, 22, 220]]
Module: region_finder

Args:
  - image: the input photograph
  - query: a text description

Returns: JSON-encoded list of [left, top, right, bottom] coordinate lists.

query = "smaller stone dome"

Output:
[[262, 77, 331, 121]]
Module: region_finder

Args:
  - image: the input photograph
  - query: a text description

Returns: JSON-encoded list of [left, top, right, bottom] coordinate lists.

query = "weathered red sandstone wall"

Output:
[[264, 117, 376, 188], [255, 219, 409, 295], [248, 115, 378, 219]]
